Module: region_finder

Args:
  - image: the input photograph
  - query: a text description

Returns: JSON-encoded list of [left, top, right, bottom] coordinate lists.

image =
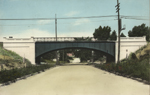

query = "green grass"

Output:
[[0, 45, 32, 69], [95, 43, 150, 82], [0, 46, 22, 60]]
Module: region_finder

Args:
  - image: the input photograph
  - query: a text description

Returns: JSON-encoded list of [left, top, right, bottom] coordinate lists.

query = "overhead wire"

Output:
[[0, 15, 148, 21], [0, 19, 117, 26], [120, 15, 149, 20], [0, 15, 118, 20], [0, 15, 148, 26]]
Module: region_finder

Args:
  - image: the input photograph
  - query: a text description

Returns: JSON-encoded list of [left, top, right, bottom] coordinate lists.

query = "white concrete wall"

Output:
[[3, 37, 36, 64], [115, 36, 147, 62], [3, 36, 147, 64]]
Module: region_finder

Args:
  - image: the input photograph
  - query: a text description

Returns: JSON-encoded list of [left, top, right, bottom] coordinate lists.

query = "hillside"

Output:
[[0, 44, 31, 71], [135, 42, 150, 60]]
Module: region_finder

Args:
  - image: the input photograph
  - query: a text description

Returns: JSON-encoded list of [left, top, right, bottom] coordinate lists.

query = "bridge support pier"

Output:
[[106, 56, 115, 63], [36, 56, 41, 65]]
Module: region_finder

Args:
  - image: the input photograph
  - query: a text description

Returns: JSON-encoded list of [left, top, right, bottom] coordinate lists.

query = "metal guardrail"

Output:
[[33, 37, 116, 42], [33, 37, 93, 42], [3, 36, 146, 42]]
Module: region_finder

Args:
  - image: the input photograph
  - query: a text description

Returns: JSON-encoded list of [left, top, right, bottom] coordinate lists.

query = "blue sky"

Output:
[[0, 0, 149, 41]]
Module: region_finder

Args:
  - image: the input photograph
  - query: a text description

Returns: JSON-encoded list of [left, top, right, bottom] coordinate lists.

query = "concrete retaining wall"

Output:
[[115, 36, 147, 62], [3, 37, 35, 64]]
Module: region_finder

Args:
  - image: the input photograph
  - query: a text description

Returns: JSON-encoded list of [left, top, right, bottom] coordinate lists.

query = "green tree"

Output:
[[73, 37, 92, 62], [59, 49, 72, 62], [128, 24, 149, 41], [109, 30, 117, 40], [120, 33, 126, 37], [93, 26, 111, 40], [74, 49, 92, 62]]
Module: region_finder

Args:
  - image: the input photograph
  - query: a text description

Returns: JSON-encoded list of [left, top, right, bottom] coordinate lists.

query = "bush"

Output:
[[0, 64, 54, 83], [0, 42, 3, 47], [130, 53, 138, 60], [94, 59, 150, 82], [94, 43, 150, 83]]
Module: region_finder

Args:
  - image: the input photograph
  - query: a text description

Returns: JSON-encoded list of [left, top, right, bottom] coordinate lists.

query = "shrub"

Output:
[[0, 64, 54, 83], [130, 53, 138, 60], [94, 43, 150, 82], [94, 58, 150, 82]]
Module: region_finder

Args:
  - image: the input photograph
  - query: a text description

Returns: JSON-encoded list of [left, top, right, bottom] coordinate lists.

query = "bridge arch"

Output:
[[35, 42, 115, 64]]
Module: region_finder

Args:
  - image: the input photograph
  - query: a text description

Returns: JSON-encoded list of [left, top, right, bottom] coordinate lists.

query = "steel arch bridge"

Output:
[[35, 41, 116, 64]]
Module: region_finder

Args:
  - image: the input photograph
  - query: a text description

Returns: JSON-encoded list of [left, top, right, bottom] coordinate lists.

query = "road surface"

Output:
[[0, 65, 149, 95]]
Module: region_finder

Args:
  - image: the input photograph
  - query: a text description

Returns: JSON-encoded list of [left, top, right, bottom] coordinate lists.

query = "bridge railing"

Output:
[[2, 36, 124, 42], [118, 36, 146, 41], [33, 37, 97, 42], [3, 37, 34, 42]]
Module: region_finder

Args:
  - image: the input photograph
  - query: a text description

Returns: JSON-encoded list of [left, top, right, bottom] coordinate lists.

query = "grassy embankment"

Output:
[[95, 42, 150, 83], [0, 42, 31, 70], [0, 43, 55, 84]]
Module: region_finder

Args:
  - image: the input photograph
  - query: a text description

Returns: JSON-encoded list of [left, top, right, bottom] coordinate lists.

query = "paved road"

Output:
[[0, 65, 149, 95]]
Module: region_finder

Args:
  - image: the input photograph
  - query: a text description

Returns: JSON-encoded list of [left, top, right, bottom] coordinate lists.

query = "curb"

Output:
[[0, 67, 55, 87], [94, 65, 150, 85]]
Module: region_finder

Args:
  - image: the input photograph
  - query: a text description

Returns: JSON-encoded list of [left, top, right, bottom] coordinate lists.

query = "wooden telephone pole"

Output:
[[55, 14, 59, 65], [116, 0, 121, 63]]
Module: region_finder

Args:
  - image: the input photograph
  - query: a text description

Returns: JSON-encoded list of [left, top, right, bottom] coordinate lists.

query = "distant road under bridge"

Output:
[[3, 36, 147, 64]]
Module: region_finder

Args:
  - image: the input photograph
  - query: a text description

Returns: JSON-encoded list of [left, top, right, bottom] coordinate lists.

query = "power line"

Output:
[[122, 18, 149, 20], [0, 15, 148, 21], [0, 15, 118, 20], [120, 15, 149, 20], [0, 24, 52, 26], [58, 15, 118, 19], [0, 19, 117, 26]]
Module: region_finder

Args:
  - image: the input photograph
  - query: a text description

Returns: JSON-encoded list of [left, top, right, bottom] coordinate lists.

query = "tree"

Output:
[[120, 33, 126, 37], [74, 49, 92, 62], [109, 30, 117, 40], [59, 49, 72, 62], [93, 26, 111, 40], [128, 24, 149, 41], [74, 37, 92, 62]]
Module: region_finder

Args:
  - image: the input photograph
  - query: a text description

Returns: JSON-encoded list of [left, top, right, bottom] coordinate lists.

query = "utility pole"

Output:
[[55, 14, 57, 41], [63, 50, 64, 64], [116, 0, 125, 63], [92, 51, 94, 63], [55, 14, 59, 65], [116, 0, 121, 63]]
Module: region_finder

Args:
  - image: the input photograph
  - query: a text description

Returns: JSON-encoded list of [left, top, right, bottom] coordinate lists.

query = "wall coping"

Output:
[[3, 36, 146, 42]]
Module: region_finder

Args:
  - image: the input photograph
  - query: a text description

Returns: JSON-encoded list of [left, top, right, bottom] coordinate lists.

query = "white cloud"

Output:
[[1, 29, 54, 40], [0, 29, 93, 41], [65, 11, 79, 17], [17, 29, 54, 37], [0, 30, 92, 42], [73, 19, 91, 26], [37, 20, 52, 25]]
